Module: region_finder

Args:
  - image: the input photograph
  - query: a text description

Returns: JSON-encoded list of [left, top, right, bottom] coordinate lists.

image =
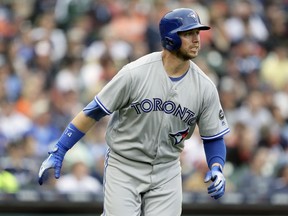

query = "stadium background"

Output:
[[0, 0, 288, 215]]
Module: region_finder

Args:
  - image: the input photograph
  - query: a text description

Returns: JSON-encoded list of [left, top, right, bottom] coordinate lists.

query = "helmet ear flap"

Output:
[[163, 35, 181, 51], [165, 37, 174, 46]]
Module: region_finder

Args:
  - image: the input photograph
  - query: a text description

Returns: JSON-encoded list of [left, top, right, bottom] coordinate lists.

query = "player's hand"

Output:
[[38, 143, 67, 185], [204, 165, 225, 199]]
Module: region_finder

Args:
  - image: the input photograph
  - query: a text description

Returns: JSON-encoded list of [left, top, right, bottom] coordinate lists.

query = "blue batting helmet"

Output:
[[159, 8, 210, 51]]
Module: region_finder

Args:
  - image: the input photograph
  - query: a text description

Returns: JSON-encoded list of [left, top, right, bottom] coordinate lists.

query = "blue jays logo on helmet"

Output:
[[187, 12, 197, 21], [159, 8, 210, 51], [169, 127, 190, 145]]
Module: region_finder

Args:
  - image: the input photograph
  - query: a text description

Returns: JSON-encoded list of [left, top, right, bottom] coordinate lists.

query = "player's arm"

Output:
[[38, 99, 107, 185], [203, 137, 226, 199]]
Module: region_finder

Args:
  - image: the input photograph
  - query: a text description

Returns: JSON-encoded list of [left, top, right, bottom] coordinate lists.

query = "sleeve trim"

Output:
[[95, 96, 112, 115], [201, 128, 230, 140]]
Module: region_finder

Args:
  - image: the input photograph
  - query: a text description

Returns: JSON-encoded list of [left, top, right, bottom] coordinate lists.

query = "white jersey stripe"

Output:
[[95, 96, 112, 115]]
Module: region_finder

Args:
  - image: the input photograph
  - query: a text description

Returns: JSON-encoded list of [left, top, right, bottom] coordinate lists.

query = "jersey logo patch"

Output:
[[169, 127, 189, 145], [219, 109, 224, 120]]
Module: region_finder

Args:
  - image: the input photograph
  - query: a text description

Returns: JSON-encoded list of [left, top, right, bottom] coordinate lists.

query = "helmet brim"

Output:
[[173, 24, 210, 33]]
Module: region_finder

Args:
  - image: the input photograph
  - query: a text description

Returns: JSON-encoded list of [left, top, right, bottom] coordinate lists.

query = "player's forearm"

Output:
[[71, 111, 97, 133], [203, 137, 226, 169], [55, 111, 95, 151]]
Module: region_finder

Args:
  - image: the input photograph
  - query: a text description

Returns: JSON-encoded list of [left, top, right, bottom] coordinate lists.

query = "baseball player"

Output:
[[38, 8, 230, 216]]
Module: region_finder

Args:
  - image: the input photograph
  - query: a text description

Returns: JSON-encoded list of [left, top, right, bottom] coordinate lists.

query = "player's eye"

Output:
[[180, 30, 200, 37]]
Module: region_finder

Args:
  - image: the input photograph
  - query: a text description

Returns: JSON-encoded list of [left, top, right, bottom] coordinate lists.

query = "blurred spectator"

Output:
[[55, 160, 102, 194], [218, 76, 246, 128], [181, 127, 205, 176], [30, 0, 58, 24], [0, 99, 32, 145], [15, 73, 47, 118], [269, 162, 288, 194], [83, 117, 109, 183], [226, 122, 257, 169], [30, 11, 67, 64], [0, 57, 22, 102], [55, 56, 83, 94], [80, 26, 133, 99], [49, 86, 83, 131], [29, 39, 57, 90], [231, 39, 263, 76], [0, 169, 19, 193], [83, 25, 133, 65], [182, 160, 210, 193], [258, 110, 286, 152], [260, 44, 288, 91], [0, 139, 38, 188], [264, 2, 288, 51], [28, 98, 61, 156], [87, 0, 116, 29], [234, 90, 274, 141], [144, 1, 165, 53], [0, 3, 17, 39], [273, 84, 288, 120], [108, 0, 148, 45], [236, 147, 274, 202], [55, 0, 92, 29], [209, 0, 230, 54], [224, 0, 269, 44]]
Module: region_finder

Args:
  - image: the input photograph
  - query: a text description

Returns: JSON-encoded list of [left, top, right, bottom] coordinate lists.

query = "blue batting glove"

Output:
[[38, 143, 68, 185], [204, 165, 226, 199]]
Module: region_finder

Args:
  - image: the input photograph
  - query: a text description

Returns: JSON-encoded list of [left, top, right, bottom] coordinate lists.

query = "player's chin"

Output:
[[176, 49, 198, 60], [187, 52, 198, 59], [189, 49, 199, 56], [191, 52, 198, 58]]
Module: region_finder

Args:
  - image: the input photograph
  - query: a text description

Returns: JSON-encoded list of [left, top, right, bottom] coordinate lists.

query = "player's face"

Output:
[[177, 29, 201, 60]]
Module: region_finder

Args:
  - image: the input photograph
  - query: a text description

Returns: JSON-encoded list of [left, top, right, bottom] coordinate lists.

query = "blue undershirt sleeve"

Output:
[[83, 99, 108, 121], [203, 137, 226, 169]]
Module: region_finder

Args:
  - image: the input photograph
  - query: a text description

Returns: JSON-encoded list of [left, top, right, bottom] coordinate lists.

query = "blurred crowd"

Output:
[[0, 0, 288, 203]]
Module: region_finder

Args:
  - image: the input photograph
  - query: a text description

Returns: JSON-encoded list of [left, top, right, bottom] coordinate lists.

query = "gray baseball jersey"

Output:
[[96, 51, 229, 216], [96, 51, 229, 164]]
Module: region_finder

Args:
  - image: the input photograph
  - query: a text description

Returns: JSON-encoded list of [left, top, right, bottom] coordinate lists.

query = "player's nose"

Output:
[[191, 34, 199, 43]]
